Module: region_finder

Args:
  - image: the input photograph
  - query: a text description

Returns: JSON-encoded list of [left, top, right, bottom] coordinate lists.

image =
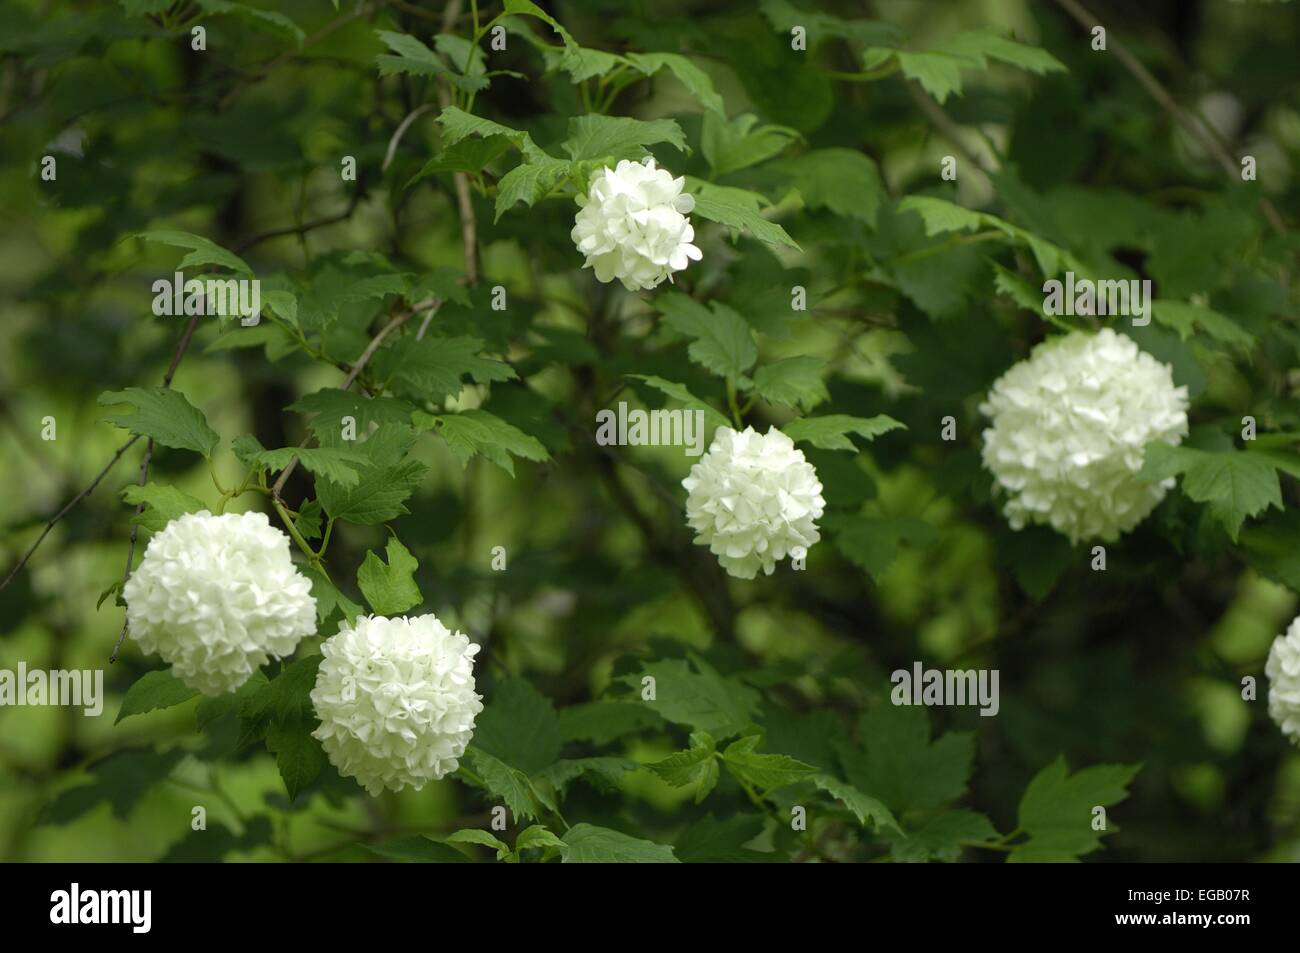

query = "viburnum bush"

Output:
[[2, 0, 1300, 864]]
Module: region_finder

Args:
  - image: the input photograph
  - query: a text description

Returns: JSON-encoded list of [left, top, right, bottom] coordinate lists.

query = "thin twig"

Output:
[[1052, 0, 1287, 237], [437, 0, 479, 285], [0, 434, 141, 592], [268, 297, 438, 503], [233, 184, 366, 255], [383, 104, 435, 172]]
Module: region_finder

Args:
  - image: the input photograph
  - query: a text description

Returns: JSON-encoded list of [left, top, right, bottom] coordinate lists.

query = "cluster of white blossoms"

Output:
[[310, 613, 485, 796], [683, 426, 825, 580], [123, 511, 316, 695], [980, 329, 1189, 544], [1267, 617, 1300, 745], [571, 157, 701, 291]]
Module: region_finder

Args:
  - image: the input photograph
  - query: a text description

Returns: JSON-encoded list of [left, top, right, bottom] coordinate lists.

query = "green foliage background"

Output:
[[1, 0, 1299, 862]]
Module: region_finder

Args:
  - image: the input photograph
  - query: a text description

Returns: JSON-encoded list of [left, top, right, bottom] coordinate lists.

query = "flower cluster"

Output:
[[571, 157, 702, 291], [1267, 616, 1300, 746], [310, 613, 484, 796], [123, 510, 316, 695], [980, 329, 1189, 543], [682, 425, 825, 580]]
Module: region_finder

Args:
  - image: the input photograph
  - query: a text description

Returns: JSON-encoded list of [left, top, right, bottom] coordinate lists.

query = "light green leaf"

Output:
[[655, 293, 758, 379], [414, 408, 550, 476], [889, 809, 999, 862], [771, 148, 884, 225], [685, 179, 800, 250], [783, 413, 904, 451], [99, 387, 220, 458], [701, 112, 800, 177], [619, 654, 760, 739], [356, 536, 422, 616], [495, 155, 570, 221], [1010, 756, 1140, 862], [465, 747, 541, 822], [624, 52, 726, 115], [562, 115, 687, 161], [115, 670, 198, 724], [560, 823, 679, 863], [721, 735, 817, 792], [121, 483, 207, 533], [625, 375, 730, 430], [647, 732, 719, 802], [134, 229, 252, 275], [750, 356, 829, 412], [1140, 442, 1281, 541], [811, 773, 900, 832]]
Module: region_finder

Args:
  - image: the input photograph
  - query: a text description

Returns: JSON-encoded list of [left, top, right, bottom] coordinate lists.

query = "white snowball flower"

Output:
[[310, 614, 484, 796], [682, 425, 825, 580], [123, 510, 316, 695], [571, 156, 702, 291], [980, 329, 1189, 544], [1267, 617, 1300, 745]]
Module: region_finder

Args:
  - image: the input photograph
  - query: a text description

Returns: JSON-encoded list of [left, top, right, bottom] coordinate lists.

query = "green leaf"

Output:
[[721, 735, 817, 792], [655, 293, 758, 379], [302, 565, 364, 625], [771, 148, 885, 225], [560, 823, 679, 863], [624, 52, 726, 115], [473, 678, 561, 774], [120, 483, 207, 532], [435, 106, 528, 149], [356, 536, 422, 615], [894, 50, 970, 104], [231, 434, 370, 488], [940, 29, 1066, 76], [410, 135, 513, 184], [264, 719, 326, 803], [379, 336, 516, 402], [415, 409, 550, 476], [836, 704, 974, 814], [536, 757, 638, 794], [1140, 442, 1282, 540], [515, 825, 565, 852], [1010, 756, 1140, 862], [750, 356, 829, 412], [701, 112, 799, 177], [647, 732, 719, 802], [1152, 300, 1254, 348], [562, 115, 687, 161], [626, 375, 731, 430], [827, 514, 938, 579], [99, 387, 220, 457], [783, 413, 904, 451], [495, 154, 570, 221], [465, 747, 541, 822], [811, 773, 900, 832], [39, 747, 185, 825], [316, 425, 430, 525], [685, 179, 800, 250], [889, 809, 999, 862], [444, 828, 512, 859], [674, 814, 775, 863], [558, 700, 666, 744], [619, 654, 760, 739], [364, 837, 471, 863], [194, 0, 304, 45], [290, 389, 417, 441], [115, 670, 198, 724], [375, 31, 487, 91], [133, 229, 252, 275]]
